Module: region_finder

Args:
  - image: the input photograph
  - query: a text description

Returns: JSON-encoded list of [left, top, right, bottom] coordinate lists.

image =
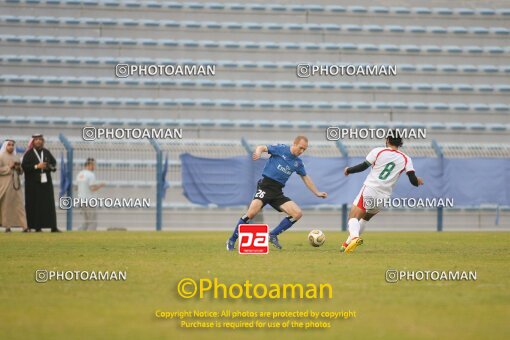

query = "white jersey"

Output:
[[76, 169, 96, 199], [363, 147, 414, 196]]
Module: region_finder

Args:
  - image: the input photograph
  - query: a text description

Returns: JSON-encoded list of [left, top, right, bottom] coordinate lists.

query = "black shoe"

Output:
[[35, 228, 42, 232], [51, 228, 62, 233], [5, 228, 11, 233], [22, 228, 30, 233], [269, 234, 282, 250]]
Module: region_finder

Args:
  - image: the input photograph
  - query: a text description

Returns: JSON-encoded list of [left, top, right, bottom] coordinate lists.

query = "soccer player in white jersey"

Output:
[[341, 132, 424, 253]]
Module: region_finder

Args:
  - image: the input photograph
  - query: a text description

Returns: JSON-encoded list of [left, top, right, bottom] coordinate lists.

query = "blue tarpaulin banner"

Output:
[[181, 153, 510, 207]]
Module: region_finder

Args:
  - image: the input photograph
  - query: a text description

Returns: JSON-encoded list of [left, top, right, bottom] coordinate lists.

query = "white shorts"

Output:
[[352, 185, 389, 214]]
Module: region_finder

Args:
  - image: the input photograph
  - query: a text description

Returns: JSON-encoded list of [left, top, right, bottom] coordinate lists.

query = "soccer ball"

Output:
[[308, 229, 326, 247]]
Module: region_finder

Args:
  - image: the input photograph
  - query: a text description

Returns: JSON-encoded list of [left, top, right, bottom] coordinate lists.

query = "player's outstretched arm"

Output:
[[344, 161, 371, 176], [300, 175, 328, 198], [407, 171, 424, 187], [252, 145, 268, 160]]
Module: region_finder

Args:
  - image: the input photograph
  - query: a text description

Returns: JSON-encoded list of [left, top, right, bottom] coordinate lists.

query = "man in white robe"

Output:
[[0, 140, 28, 232]]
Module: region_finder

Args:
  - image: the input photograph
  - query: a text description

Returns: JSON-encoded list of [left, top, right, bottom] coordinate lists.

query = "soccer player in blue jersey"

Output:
[[226, 136, 328, 250]]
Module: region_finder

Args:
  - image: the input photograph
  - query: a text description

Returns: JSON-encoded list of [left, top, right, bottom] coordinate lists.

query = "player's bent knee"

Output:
[[349, 206, 365, 220], [292, 210, 303, 220]]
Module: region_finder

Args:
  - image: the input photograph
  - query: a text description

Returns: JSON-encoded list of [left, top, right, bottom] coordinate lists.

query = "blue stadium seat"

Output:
[[399, 64, 417, 72], [239, 42, 256, 49], [374, 83, 391, 90], [435, 84, 454, 91], [370, 102, 388, 110], [423, 45, 441, 53], [458, 65, 477, 73], [492, 28, 510, 35], [386, 25, 405, 33], [479, 65, 499, 73], [276, 121, 294, 128], [161, 39, 179, 47], [393, 7, 411, 14], [349, 6, 367, 13], [450, 103, 469, 111], [456, 84, 474, 92], [412, 103, 429, 110], [455, 8, 475, 15], [102, 118, 123, 126], [496, 85, 510, 92], [446, 46, 463, 53], [244, 23, 263, 30], [218, 120, 236, 128], [476, 85, 494, 92], [392, 102, 409, 109], [431, 103, 450, 110], [25, 16, 42, 24], [466, 123, 486, 131], [295, 121, 314, 129], [448, 27, 468, 34], [140, 20, 162, 27], [263, 42, 280, 50], [266, 23, 284, 30], [323, 43, 339, 51], [394, 83, 412, 90], [195, 119, 216, 127], [408, 26, 426, 33], [269, 5, 287, 12], [163, 20, 179, 28], [323, 24, 340, 31], [471, 104, 490, 111], [488, 124, 508, 131], [316, 82, 334, 90], [433, 8, 454, 15], [370, 7, 389, 14], [478, 9, 496, 16], [486, 47, 505, 54], [403, 45, 420, 52], [96, 37, 113, 45], [64, 17, 82, 25], [238, 120, 255, 128], [428, 123, 446, 130], [381, 44, 399, 52], [414, 84, 433, 91], [157, 118, 177, 127], [466, 46, 484, 53], [316, 102, 333, 109], [360, 44, 379, 52], [303, 43, 320, 50], [143, 118, 162, 127], [492, 104, 510, 111], [13, 116, 31, 124]]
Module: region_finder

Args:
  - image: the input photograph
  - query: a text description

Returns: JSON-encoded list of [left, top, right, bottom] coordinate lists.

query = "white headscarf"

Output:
[[0, 139, 16, 155]]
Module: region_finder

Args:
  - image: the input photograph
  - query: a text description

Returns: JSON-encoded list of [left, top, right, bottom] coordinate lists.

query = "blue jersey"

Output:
[[261, 144, 307, 185]]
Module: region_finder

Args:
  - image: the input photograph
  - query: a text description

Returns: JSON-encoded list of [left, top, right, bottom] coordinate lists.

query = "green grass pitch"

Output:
[[1, 231, 508, 340]]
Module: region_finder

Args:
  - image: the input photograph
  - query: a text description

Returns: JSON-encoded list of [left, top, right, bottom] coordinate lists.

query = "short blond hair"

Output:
[[294, 135, 308, 144]]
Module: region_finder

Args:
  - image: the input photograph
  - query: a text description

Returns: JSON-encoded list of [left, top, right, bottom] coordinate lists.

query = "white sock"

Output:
[[359, 219, 368, 235], [348, 218, 360, 239], [345, 235, 352, 245]]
